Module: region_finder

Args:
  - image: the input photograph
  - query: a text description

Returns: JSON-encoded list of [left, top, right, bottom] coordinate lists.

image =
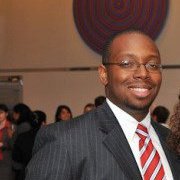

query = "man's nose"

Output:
[[133, 64, 150, 79]]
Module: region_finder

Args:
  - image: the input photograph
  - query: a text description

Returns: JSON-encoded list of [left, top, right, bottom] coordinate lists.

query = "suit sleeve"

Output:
[[25, 124, 72, 180]]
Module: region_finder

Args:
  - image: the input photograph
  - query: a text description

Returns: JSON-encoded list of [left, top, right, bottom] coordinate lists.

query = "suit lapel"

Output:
[[152, 121, 179, 179], [98, 103, 142, 180]]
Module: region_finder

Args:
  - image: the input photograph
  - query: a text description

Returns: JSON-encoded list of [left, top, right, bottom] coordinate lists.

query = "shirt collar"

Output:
[[106, 98, 151, 141]]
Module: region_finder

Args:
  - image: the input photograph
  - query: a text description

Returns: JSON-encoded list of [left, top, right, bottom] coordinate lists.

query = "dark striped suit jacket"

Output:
[[25, 102, 180, 180]]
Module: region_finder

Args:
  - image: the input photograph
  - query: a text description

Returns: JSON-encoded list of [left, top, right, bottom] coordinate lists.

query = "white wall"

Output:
[[0, 0, 179, 123]]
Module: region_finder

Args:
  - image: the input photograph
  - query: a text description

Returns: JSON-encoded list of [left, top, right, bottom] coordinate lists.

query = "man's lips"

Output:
[[128, 85, 152, 98]]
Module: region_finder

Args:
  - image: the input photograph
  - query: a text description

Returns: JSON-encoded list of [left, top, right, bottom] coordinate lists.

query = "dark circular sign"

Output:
[[73, 0, 169, 54]]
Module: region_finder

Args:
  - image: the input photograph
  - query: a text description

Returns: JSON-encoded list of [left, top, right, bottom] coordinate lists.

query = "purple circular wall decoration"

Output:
[[73, 0, 169, 54]]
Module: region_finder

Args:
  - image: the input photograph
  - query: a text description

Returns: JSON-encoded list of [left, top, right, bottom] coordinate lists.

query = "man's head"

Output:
[[98, 30, 162, 121]]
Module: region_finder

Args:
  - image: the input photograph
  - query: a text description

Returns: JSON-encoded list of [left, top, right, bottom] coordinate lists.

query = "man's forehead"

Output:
[[111, 32, 154, 46], [109, 33, 159, 55]]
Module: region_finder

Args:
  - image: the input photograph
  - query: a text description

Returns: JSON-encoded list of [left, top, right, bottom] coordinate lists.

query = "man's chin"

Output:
[[128, 101, 152, 112]]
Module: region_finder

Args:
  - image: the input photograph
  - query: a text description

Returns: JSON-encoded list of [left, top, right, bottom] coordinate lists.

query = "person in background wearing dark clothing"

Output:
[[151, 105, 170, 128], [167, 95, 180, 156], [12, 103, 33, 143], [12, 110, 47, 180], [12, 103, 34, 180], [94, 95, 106, 107], [0, 104, 14, 180], [55, 105, 72, 122]]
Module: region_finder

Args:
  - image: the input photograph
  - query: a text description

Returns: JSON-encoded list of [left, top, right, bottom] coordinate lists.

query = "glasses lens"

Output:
[[119, 60, 136, 70], [103, 60, 162, 73], [146, 63, 162, 72]]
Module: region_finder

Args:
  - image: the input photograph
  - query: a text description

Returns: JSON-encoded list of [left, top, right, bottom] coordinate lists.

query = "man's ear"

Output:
[[98, 64, 108, 86]]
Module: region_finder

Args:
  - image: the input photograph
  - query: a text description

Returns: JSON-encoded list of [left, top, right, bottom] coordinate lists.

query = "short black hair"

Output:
[[102, 29, 150, 64], [0, 104, 9, 112], [13, 103, 33, 124], [152, 106, 170, 124], [94, 96, 106, 107], [32, 110, 47, 129]]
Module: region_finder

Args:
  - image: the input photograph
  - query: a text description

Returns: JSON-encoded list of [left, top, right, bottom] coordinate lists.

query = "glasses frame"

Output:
[[103, 61, 163, 73]]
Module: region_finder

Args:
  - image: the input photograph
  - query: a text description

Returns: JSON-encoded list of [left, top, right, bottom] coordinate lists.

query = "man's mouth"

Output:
[[128, 86, 152, 98]]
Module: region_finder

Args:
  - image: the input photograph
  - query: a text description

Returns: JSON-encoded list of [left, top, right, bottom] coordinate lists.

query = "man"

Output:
[[25, 30, 179, 180]]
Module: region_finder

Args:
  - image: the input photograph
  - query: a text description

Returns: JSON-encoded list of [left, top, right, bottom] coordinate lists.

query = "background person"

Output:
[[167, 95, 180, 156], [83, 103, 95, 114], [12, 110, 47, 180], [151, 105, 170, 128], [12, 103, 33, 142], [94, 95, 106, 107], [55, 105, 72, 122], [12, 103, 34, 180], [0, 104, 14, 180]]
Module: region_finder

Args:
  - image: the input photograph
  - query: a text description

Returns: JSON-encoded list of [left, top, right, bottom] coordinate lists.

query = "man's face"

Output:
[[99, 33, 162, 115]]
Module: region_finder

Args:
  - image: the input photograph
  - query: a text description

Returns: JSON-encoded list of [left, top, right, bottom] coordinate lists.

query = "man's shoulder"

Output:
[[45, 108, 99, 135], [33, 108, 102, 153], [37, 107, 99, 135], [43, 104, 108, 134], [151, 120, 170, 138], [33, 103, 112, 153]]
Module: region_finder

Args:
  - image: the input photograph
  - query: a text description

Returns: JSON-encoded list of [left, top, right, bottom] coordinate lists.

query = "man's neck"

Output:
[[106, 98, 149, 122]]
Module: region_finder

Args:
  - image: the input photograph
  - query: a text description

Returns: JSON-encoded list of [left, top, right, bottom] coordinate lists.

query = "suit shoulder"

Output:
[[151, 120, 170, 139], [33, 110, 99, 153]]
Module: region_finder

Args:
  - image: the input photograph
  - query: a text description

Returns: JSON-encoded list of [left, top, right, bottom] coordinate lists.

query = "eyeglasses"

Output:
[[103, 59, 162, 73]]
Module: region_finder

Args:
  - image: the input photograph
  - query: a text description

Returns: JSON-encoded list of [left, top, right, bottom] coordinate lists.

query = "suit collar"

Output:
[[97, 102, 142, 180], [151, 121, 179, 179], [97, 103, 179, 180]]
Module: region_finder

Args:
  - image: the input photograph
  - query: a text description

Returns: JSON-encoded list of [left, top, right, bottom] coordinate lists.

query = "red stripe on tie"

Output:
[[136, 124, 165, 180], [154, 165, 165, 180], [140, 140, 154, 167], [144, 151, 159, 179]]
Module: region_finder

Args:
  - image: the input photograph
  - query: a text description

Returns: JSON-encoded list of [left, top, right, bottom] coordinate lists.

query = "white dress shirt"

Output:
[[106, 98, 173, 180]]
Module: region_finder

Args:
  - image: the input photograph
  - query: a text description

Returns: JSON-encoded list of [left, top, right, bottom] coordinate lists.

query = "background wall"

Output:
[[0, 0, 179, 123]]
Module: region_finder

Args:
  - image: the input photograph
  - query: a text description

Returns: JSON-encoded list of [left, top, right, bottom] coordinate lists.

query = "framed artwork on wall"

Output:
[[73, 0, 169, 54]]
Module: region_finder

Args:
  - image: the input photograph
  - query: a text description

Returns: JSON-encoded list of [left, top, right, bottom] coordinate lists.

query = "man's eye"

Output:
[[148, 63, 159, 69], [119, 60, 134, 68]]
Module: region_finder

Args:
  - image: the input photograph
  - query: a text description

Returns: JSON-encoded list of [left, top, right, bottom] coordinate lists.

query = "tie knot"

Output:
[[136, 124, 149, 139]]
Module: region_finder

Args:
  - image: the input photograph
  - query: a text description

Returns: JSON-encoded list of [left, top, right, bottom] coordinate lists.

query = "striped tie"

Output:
[[136, 124, 165, 180]]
